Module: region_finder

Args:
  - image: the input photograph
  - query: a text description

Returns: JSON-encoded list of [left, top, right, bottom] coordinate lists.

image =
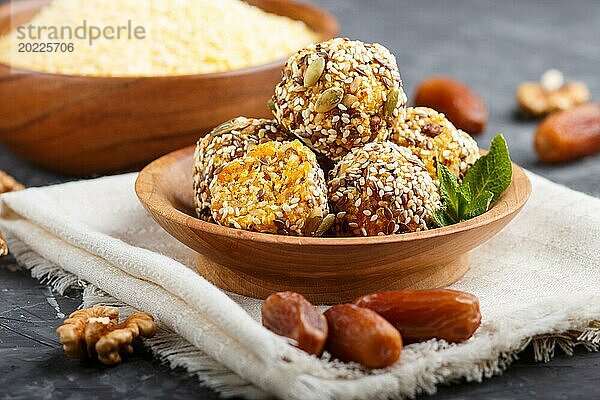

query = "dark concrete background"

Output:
[[1, 0, 600, 399]]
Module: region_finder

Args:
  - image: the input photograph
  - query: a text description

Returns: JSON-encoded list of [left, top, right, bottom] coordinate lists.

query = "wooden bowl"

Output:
[[135, 146, 532, 304], [0, 0, 338, 176]]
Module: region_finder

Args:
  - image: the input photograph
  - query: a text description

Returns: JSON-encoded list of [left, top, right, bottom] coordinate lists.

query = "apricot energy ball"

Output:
[[391, 107, 480, 180], [193, 117, 291, 220], [271, 38, 407, 162], [328, 141, 440, 236], [210, 140, 329, 235]]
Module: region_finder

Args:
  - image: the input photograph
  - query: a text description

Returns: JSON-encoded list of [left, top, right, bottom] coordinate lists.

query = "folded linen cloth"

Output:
[[1, 171, 599, 400]]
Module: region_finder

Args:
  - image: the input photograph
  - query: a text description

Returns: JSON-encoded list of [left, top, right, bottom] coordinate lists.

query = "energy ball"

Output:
[[210, 140, 329, 235], [271, 38, 407, 162], [391, 107, 480, 180], [193, 117, 291, 220], [328, 141, 440, 236]]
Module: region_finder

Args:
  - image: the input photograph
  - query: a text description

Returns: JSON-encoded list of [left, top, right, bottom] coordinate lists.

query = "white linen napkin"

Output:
[[1, 171, 599, 400]]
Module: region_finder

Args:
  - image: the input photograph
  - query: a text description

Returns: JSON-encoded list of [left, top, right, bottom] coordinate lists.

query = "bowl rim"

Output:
[[135, 145, 532, 247], [0, 57, 290, 81], [0, 0, 339, 80]]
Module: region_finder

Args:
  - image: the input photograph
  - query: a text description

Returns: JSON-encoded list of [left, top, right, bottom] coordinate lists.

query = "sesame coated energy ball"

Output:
[[193, 117, 291, 220], [328, 141, 440, 236], [209, 140, 329, 235], [391, 107, 480, 180], [271, 38, 408, 162]]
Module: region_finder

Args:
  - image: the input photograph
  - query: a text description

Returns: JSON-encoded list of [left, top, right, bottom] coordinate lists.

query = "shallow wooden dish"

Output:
[[135, 146, 532, 304], [0, 0, 338, 176]]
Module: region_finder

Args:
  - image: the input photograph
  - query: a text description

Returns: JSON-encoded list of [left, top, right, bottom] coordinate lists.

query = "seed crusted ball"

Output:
[[391, 107, 480, 180], [210, 140, 329, 235], [328, 141, 440, 236], [271, 38, 407, 162], [193, 117, 291, 220]]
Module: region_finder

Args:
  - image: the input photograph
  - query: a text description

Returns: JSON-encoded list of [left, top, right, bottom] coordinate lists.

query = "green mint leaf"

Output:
[[458, 183, 471, 202], [432, 134, 513, 228], [462, 134, 512, 202], [457, 184, 471, 217], [437, 164, 460, 220], [432, 206, 457, 227], [432, 208, 447, 227], [461, 190, 494, 220]]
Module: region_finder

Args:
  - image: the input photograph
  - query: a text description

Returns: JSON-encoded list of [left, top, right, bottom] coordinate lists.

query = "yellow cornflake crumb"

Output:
[[210, 140, 328, 235], [193, 117, 291, 220], [0, 0, 319, 77], [391, 107, 480, 180]]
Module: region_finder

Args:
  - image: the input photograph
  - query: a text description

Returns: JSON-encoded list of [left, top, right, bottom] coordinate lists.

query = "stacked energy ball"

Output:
[[271, 38, 406, 161], [193, 38, 480, 237]]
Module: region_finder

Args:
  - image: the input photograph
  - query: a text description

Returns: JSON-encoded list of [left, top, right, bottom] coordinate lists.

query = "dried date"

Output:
[[324, 304, 402, 368], [262, 291, 327, 356], [414, 76, 487, 134], [354, 289, 481, 343], [534, 103, 600, 163]]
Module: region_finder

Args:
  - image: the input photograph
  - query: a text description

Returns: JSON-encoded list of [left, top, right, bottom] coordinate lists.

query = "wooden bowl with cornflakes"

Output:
[[135, 145, 532, 304], [0, 0, 338, 176]]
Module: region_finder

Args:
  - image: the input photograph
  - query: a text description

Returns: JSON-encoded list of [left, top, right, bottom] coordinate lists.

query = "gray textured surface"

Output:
[[1, 0, 600, 399]]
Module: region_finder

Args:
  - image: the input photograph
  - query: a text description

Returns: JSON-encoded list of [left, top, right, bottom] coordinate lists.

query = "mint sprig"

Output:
[[433, 134, 512, 227], [462, 134, 513, 203]]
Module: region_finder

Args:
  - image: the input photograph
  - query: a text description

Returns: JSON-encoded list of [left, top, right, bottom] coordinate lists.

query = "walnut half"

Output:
[[0, 170, 24, 194], [56, 306, 157, 365], [517, 69, 590, 117], [0, 170, 24, 257]]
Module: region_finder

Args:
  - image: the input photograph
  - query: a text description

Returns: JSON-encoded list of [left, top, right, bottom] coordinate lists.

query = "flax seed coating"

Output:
[[193, 117, 291, 220], [391, 107, 480, 180], [271, 38, 407, 162], [210, 140, 329, 235], [328, 141, 440, 236]]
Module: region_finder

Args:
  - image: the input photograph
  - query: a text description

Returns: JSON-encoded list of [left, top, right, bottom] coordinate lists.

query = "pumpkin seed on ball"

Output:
[[314, 213, 336, 236], [384, 88, 400, 117], [315, 87, 344, 113], [303, 56, 325, 87]]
